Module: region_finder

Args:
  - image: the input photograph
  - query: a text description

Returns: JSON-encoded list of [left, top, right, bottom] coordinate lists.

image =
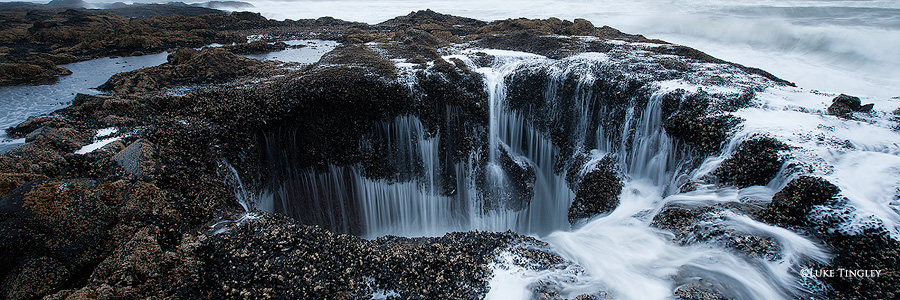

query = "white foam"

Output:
[[74, 127, 122, 155]]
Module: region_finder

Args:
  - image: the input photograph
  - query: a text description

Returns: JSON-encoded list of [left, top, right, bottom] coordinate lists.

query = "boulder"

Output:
[[827, 94, 874, 118], [715, 137, 789, 188], [112, 139, 154, 178], [759, 176, 840, 227], [567, 157, 621, 223]]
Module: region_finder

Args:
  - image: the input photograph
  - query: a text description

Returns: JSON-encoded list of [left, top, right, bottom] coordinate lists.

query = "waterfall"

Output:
[[246, 49, 831, 299]]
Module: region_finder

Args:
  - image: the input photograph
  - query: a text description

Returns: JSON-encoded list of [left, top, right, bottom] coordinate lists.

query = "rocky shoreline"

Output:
[[1, 4, 898, 300]]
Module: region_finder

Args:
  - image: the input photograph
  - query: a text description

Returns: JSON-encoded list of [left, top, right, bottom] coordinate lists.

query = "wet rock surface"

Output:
[[652, 204, 781, 261], [98, 47, 281, 94], [759, 176, 840, 228], [715, 136, 789, 188], [826, 94, 874, 119], [567, 155, 621, 223]]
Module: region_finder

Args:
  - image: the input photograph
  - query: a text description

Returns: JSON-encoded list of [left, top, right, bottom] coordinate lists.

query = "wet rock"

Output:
[[84, 225, 172, 298], [377, 9, 486, 36], [662, 90, 743, 154], [664, 114, 742, 155], [567, 156, 621, 223], [161, 213, 551, 299], [715, 137, 789, 188], [112, 139, 154, 178], [858, 103, 874, 113], [0, 178, 118, 297], [759, 176, 840, 228], [482, 146, 536, 211], [225, 40, 289, 55], [316, 44, 397, 78], [23, 126, 88, 153], [653, 204, 781, 260], [0, 256, 70, 300], [0, 173, 45, 198], [821, 228, 900, 300], [0, 142, 69, 175], [98, 47, 277, 94], [674, 282, 728, 300], [827, 94, 873, 118], [5, 117, 74, 139], [0, 61, 72, 85]]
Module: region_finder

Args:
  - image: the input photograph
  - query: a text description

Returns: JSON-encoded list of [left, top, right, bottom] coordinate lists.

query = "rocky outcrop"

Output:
[[715, 137, 789, 188], [759, 176, 840, 228], [98, 48, 279, 94], [567, 155, 621, 223], [661, 90, 744, 154], [47, 213, 565, 299], [652, 204, 781, 260], [827, 94, 874, 119], [0, 5, 361, 85]]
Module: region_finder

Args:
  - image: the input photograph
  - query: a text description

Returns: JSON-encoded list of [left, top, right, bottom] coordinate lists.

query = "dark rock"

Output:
[[759, 176, 840, 228], [5, 117, 74, 139], [674, 282, 728, 300], [822, 228, 900, 300], [143, 213, 558, 299], [662, 90, 743, 154], [0, 62, 72, 85], [567, 156, 621, 223], [0, 173, 46, 198], [664, 113, 742, 154], [827, 94, 873, 118], [482, 145, 536, 212], [653, 204, 780, 260], [98, 47, 277, 94], [316, 44, 397, 78], [715, 137, 789, 188], [0, 256, 70, 300], [225, 40, 289, 55], [112, 139, 154, 178], [858, 103, 874, 113]]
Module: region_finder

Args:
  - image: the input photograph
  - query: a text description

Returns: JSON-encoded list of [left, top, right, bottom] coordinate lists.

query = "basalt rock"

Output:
[[165, 213, 563, 299], [482, 145, 536, 212], [0, 61, 72, 85], [821, 228, 900, 300], [0, 10, 833, 299], [759, 176, 840, 228], [112, 139, 155, 178], [0, 178, 115, 298], [98, 47, 278, 94], [662, 90, 743, 154], [827, 94, 874, 119], [715, 137, 789, 188], [224, 39, 289, 55], [567, 156, 621, 223], [653, 204, 781, 260]]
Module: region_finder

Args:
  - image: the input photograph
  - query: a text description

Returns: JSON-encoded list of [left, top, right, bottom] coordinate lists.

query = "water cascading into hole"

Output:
[[247, 51, 830, 299]]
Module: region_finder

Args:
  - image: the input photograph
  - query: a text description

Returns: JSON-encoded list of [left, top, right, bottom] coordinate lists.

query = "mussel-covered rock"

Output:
[[98, 48, 277, 94], [567, 156, 621, 223], [759, 176, 840, 228], [715, 137, 789, 188]]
